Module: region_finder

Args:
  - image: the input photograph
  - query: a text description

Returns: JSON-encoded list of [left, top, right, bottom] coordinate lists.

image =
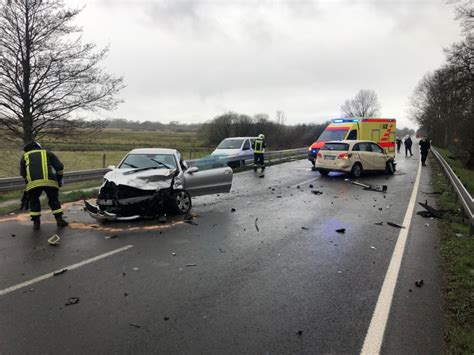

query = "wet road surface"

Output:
[[0, 152, 443, 354]]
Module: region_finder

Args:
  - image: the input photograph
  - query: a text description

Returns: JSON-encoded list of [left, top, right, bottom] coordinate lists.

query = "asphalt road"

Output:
[[0, 151, 443, 354]]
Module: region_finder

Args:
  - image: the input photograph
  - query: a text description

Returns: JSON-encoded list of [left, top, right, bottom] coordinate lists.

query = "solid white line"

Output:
[[290, 176, 320, 188], [360, 162, 422, 354], [0, 245, 134, 297]]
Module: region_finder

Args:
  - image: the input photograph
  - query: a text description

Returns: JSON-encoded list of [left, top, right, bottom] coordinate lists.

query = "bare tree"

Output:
[[340, 89, 381, 117], [0, 0, 124, 143], [275, 110, 286, 125]]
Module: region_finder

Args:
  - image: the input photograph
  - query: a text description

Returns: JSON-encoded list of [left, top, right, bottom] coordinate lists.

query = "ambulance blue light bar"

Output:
[[332, 118, 360, 123]]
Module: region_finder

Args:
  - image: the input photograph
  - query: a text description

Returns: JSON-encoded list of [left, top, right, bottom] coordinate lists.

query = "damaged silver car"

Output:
[[84, 148, 233, 221]]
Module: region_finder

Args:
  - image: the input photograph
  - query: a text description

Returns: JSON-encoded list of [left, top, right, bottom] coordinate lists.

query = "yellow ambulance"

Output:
[[308, 118, 396, 169]]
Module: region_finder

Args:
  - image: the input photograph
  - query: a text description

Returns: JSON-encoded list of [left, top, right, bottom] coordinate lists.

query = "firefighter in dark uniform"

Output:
[[253, 134, 266, 172], [20, 142, 68, 230]]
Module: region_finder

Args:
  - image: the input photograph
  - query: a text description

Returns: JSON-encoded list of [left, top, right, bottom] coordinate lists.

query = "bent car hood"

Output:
[[103, 168, 176, 191]]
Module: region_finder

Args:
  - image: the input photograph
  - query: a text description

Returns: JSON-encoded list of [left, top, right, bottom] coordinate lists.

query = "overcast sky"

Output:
[[78, 0, 462, 128]]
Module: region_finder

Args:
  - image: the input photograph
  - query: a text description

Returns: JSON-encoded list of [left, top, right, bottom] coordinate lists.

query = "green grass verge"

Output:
[[436, 148, 474, 196], [431, 155, 474, 353]]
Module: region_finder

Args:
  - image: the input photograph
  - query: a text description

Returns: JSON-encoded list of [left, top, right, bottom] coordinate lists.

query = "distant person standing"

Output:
[[396, 137, 402, 153], [20, 141, 68, 230], [404, 135, 413, 157], [419, 136, 431, 166], [253, 134, 266, 173]]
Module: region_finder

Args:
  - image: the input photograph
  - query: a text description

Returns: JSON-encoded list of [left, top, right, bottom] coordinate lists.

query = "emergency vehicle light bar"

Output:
[[332, 118, 360, 123]]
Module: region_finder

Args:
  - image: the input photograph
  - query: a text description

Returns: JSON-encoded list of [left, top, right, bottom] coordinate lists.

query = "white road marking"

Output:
[[360, 162, 422, 354], [0, 245, 134, 297], [290, 176, 320, 188]]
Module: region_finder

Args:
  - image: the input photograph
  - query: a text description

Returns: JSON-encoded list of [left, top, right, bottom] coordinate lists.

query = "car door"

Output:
[[241, 139, 253, 162], [182, 165, 233, 197], [353, 142, 374, 170], [370, 143, 388, 170]]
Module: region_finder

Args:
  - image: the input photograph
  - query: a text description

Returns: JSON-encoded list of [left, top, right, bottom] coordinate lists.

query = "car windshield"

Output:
[[119, 153, 177, 169], [317, 129, 349, 142], [217, 139, 244, 149], [322, 143, 350, 151]]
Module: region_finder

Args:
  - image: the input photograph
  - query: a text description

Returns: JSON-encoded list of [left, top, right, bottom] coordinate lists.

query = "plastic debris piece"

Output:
[[336, 228, 345, 234], [231, 208, 236, 212], [255, 218, 259, 232], [172, 253, 176, 256], [53, 269, 68, 276], [219, 248, 226, 253], [296, 330, 303, 336], [370, 246, 376, 250], [387, 222, 405, 229], [259, 174, 265, 178], [164, 317, 170, 321], [424, 223, 430, 227], [65, 297, 80, 306], [301, 227, 309, 230], [132, 267, 139, 271], [105, 235, 118, 239], [184, 220, 198, 225], [415, 279, 424, 287], [129, 323, 141, 328], [186, 264, 197, 267], [11, 234, 16, 238], [417, 200, 445, 219], [311, 190, 323, 195], [374, 222, 384, 226], [47, 234, 60, 246]]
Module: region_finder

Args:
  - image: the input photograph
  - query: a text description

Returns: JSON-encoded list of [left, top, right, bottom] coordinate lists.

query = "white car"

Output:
[[85, 148, 233, 221], [211, 137, 257, 167], [315, 140, 396, 178]]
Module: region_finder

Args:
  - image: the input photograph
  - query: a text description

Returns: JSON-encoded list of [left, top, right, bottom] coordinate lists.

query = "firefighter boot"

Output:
[[55, 216, 69, 228], [33, 219, 41, 231]]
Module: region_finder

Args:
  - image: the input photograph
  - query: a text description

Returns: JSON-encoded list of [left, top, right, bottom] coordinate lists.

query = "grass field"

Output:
[[431, 156, 474, 353], [436, 147, 474, 195], [0, 129, 212, 177]]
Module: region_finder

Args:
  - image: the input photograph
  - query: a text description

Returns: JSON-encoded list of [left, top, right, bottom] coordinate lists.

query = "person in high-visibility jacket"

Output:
[[20, 141, 68, 230], [253, 134, 266, 172]]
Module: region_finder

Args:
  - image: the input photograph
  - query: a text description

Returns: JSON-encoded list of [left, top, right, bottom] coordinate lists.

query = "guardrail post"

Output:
[[102, 153, 106, 168]]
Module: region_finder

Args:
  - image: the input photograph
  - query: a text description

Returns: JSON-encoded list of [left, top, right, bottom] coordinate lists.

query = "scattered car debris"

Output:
[[370, 246, 377, 250], [172, 253, 176, 256], [183, 213, 193, 221], [186, 264, 197, 267], [47, 234, 60, 246], [311, 190, 323, 195], [184, 220, 198, 225], [53, 269, 68, 276], [350, 181, 387, 192], [296, 185, 300, 189], [65, 297, 80, 306], [255, 218, 260, 232], [374, 222, 384, 226], [336, 228, 346, 234], [417, 200, 445, 219], [129, 323, 141, 328], [455, 233, 464, 238], [132, 267, 140, 271], [259, 174, 265, 178], [301, 227, 309, 230], [124, 293, 129, 297], [164, 317, 170, 321], [11, 234, 16, 238], [231, 208, 236, 212], [105, 235, 118, 239], [387, 222, 405, 229], [296, 330, 303, 336], [219, 248, 226, 253], [424, 223, 430, 227], [309, 184, 314, 188], [29, 288, 35, 292], [415, 279, 424, 287], [423, 191, 442, 195], [122, 272, 126, 277]]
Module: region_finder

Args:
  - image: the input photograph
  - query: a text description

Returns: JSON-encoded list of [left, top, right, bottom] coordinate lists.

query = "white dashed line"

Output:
[[360, 162, 422, 354], [0, 245, 134, 297]]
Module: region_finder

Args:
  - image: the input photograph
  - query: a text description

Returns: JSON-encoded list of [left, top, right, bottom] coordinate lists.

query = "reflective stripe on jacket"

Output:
[[254, 139, 265, 153], [20, 150, 64, 191]]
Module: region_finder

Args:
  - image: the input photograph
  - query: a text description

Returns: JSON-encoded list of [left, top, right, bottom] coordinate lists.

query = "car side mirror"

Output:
[[107, 165, 116, 170], [182, 161, 189, 170], [186, 166, 199, 174]]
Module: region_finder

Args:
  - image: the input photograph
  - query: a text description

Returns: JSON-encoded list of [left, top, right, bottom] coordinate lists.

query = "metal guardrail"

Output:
[[431, 147, 474, 233], [0, 148, 308, 192]]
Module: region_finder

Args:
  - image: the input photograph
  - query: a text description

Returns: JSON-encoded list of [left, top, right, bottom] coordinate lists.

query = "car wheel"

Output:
[[386, 160, 395, 175], [171, 190, 192, 214], [319, 169, 330, 176], [351, 163, 362, 178]]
